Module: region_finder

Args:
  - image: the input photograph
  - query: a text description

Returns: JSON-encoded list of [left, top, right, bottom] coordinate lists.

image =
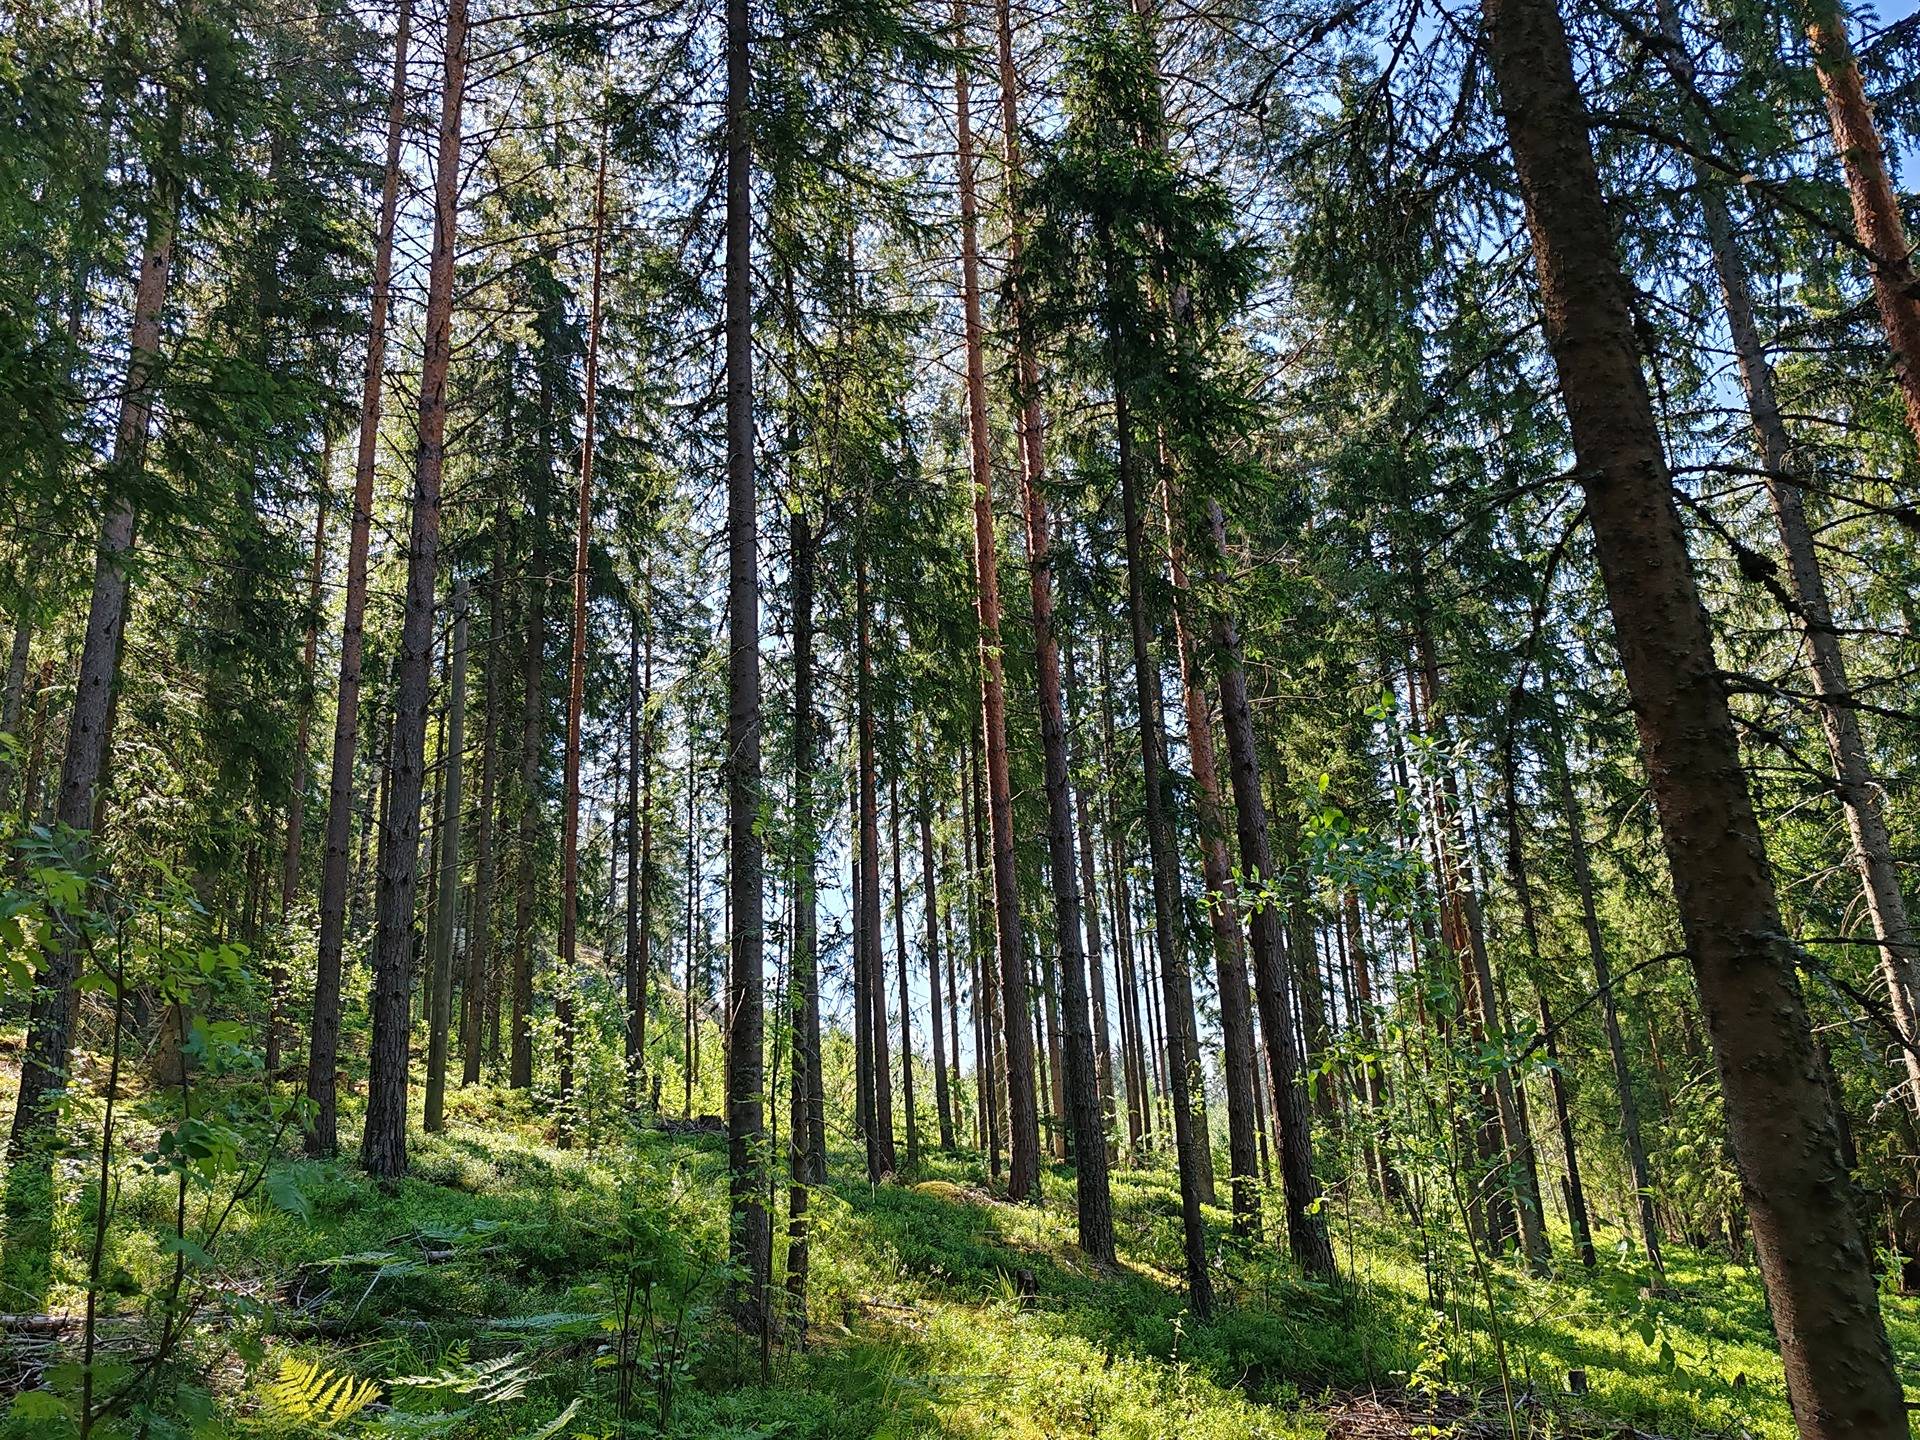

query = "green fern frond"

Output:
[[259, 1354, 381, 1433]]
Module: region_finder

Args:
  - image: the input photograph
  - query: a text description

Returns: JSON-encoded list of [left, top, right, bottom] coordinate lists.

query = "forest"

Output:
[[2, 0, 1920, 1432]]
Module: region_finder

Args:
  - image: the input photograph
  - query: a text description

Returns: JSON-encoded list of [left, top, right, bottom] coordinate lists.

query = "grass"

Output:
[[0, 1066, 1915, 1438]]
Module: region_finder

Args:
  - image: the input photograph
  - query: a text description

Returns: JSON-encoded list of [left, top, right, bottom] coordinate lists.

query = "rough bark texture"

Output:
[[1653, 0, 1920, 1109], [360, 0, 467, 1181], [1802, 0, 1920, 451], [307, 1, 411, 1157], [1483, 0, 1904, 1426], [955, 0, 1039, 1201]]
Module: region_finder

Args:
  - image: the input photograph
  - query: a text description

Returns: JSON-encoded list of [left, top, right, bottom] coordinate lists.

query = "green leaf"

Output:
[[266, 1169, 312, 1222], [511, 1398, 582, 1440]]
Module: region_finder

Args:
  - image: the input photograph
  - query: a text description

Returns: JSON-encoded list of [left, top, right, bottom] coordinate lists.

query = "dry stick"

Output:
[[556, 127, 609, 1150]]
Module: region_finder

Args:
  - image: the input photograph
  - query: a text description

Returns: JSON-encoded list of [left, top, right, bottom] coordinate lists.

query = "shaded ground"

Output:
[[0, 1062, 1912, 1437]]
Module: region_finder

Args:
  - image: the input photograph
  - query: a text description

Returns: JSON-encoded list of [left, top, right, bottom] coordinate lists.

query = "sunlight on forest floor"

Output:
[[0, 1047, 1914, 1438]]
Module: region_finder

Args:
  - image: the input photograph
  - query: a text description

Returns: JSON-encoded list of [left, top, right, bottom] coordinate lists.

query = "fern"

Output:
[[258, 1354, 380, 1433]]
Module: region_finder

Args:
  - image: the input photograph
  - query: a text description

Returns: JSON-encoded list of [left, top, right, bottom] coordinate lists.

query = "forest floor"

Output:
[[0, 1062, 1914, 1439]]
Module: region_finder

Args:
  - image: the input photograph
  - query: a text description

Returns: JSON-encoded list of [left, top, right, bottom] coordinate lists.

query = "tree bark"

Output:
[[1163, 497, 1260, 1236], [1483, 0, 1904, 1424], [856, 541, 896, 1178], [1652, 0, 1920, 1109], [955, 0, 1040, 1201], [724, 0, 769, 1316], [424, 583, 467, 1133], [787, 504, 820, 1332], [306, 0, 412, 1157], [890, 769, 920, 1172], [1200, 499, 1335, 1278], [462, 498, 505, 1086], [12, 107, 179, 1147], [554, 133, 608, 1148], [1799, 0, 1920, 452], [1112, 328, 1212, 1313], [919, 764, 955, 1151], [360, 0, 467, 1181], [272, 455, 330, 1077]]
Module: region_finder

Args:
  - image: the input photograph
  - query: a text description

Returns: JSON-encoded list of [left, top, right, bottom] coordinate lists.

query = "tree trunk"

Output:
[[1066, 639, 1117, 1154], [1651, 0, 1920, 1109], [272, 456, 330, 1078], [306, 0, 412, 1157], [954, 0, 1039, 1201], [1552, 726, 1666, 1275], [360, 0, 467, 1181], [1483, 0, 1904, 1424], [787, 504, 820, 1332], [12, 110, 179, 1147], [630, 596, 656, 1106], [724, 0, 769, 1316], [554, 134, 608, 1148], [1163, 498, 1260, 1236], [920, 764, 955, 1151], [424, 584, 467, 1133], [890, 769, 920, 1172], [1799, 0, 1920, 452], [1112, 327, 1212, 1314], [856, 541, 896, 1178], [463, 498, 505, 1086], [1200, 498, 1335, 1278]]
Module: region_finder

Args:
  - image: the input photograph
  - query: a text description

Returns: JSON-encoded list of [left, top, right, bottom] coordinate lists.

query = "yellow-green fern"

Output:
[[257, 1354, 380, 1433]]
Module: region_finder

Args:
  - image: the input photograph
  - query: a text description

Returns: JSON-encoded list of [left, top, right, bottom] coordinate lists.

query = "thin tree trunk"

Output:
[[787, 504, 819, 1332], [890, 768, 919, 1172], [1552, 725, 1665, 1275], [920, 763, 955, 1151], [955, 0, 1039, 1201], [630, 596, 656, 1105], [856, 542, 896, 1177], [554, 133, 609, 1148], [272, 455, 329, 1077], [360, 0, 467, 1181], [1200, 498, 1335, 1278], [1112, 327, 1211, 1314], [306, 0, 412, 1157], [1482, 0, 1903, 1423], [1163, 500, 1260, 1235], [724, 0, 770, 1315], [463, 499, 505, 1086], [1066, 639, 1117, 1153], [424, 584, 467, 1133]]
